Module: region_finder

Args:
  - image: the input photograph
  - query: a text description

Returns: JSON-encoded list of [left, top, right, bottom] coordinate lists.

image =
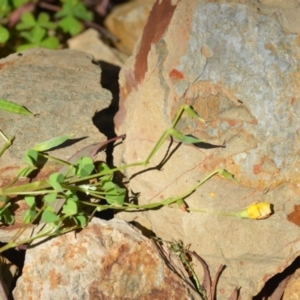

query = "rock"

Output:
[[283, 268, 300, 300], [114, 0, 300, 299], [104, 0, 156, 54], [0, 48, 111, 242], [13, 218, 200, 300], [67, 28, 128, 67]]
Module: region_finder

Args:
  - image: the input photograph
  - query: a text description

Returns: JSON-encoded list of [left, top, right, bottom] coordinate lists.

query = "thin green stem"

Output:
[[0, 131, 14, 158], [187, 207, 237, 217]]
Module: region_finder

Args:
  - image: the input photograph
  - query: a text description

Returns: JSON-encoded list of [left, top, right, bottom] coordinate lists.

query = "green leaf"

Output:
[[98, 162, 113, 174], [40, 36, 59, 49], [73, 215, 86, 227], [0, 26, 9, 43], [37, 12, 50, 25], [76, 157, 94, 177], [12, 0, 29, 8], [66, 190, 78, 201], [217, 169, 237, 181], [102, 181, 125, 205], [102, 180, 115, 192], [16, 43, 36, 52], [30, 26, 46, 43], [18, 12, 36, 28], [19, 31, 34, 42], [48, 173, 64, 192], [23, 149, 39, 166], [58, 16, 81, 36], [23, 209, 37, 223], [36, 12, 57, 29], [0, 0, 11, 19], [62, 199, 77, 216], [98, 163, 113, 182], [33, 133, 74, 152], [25, 195, 35, 207], [106, 191, 125, 206], [17, 166, 36, 178], [43, 193, 57, 203], [0, 98, 33, 115], [0, 196, 9, 203], [72, 2, 92, 21], [55, 0, 76, 18], [41, 210, 60, 223], [170, 129, 204, 144], [1, 207, 14, 224]]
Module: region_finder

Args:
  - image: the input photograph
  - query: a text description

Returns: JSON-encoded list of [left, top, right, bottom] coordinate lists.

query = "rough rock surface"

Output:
[[0, 48, 111, 242], [114, 0, 300, 298], [67, 28, 128, 66], [104, 0, 156, 54], [13, 218, 200, 300], [283, 268, 300, 300]]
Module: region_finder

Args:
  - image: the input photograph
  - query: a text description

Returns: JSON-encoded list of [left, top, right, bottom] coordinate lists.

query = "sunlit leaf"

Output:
[[43, 193, 57, 203], [41, 210, 60, 223], [40, 36, 59, 49], [48, 173, 64, 192], [0, 26, 9, 43], [17, 166, 36, 177], [73, 215, 86, 227], [76, 157, 94, 177], [58, 16, 81, 36], [0, 98, 33, 115], [0, 196, 9, 203], [23, 149, 39, 166], [30, 26, 46, 43], [25, 195, 35, 207], [23, 209, 37, 223], [33, 133, 74, 152], [62, 199, 77, 216]]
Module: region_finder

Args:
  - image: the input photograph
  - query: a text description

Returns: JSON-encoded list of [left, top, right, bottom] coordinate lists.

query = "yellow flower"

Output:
[[237, 202, 272, 220]]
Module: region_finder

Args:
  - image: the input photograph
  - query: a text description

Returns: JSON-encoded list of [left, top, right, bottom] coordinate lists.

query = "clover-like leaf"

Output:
[[48, 172, 64, 192], [58, 16, 81, 36], [73, 214, 87, 227], [76, 157, 94, 177], [62, 199, 78, 216], [25, 195, 35, 207], [40, 36, 59, 49], [23, 149, 39, 166], [0, 26, 9, 43], [41, 210, 60, 223], [102, 181, 125, 205], [23, 209, 37, 223], [43, 193, 57, 203], [1, 208, 15, 224], [16, 12, 36, 30], [36, 12, 56, 29], [30, 26, 46, 43]]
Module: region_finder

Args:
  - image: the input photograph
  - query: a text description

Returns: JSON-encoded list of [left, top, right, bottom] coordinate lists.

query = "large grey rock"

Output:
[[13, 218, 200, 300], [0, 48, 111, 242], [114, 0, 300, 298]]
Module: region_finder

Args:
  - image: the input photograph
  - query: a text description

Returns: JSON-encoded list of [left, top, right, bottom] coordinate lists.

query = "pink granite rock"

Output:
[[13, 218, 200, 300]]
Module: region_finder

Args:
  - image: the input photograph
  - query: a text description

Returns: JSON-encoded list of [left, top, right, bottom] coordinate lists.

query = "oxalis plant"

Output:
[[0, 101, 272, 254]]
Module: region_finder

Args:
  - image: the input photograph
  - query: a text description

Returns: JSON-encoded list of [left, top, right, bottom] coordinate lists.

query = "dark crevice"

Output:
[[92, 60, 121, 220], [253, 256, 300, 299]]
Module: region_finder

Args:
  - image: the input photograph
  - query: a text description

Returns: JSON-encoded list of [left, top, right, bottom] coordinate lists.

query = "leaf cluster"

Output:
[[0, 133, 128, 252], [0, 0, 93, 54]]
